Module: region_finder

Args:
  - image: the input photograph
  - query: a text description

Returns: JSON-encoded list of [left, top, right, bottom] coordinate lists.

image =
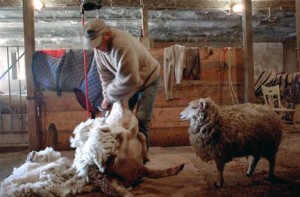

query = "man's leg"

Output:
[[135, 77, 160, 149], [128, 92, 141, 111]]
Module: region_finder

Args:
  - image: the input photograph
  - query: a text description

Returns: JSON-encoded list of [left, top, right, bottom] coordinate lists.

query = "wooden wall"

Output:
[[283, 38, 299, 73], [253, 43, 284, 81], [40, 47, 244, 150]]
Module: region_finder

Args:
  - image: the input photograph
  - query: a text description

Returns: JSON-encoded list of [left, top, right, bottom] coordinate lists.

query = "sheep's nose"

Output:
[[180, 113, 185, 120]]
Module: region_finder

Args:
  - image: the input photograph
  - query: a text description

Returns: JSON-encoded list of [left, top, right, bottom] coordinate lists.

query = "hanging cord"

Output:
[[227, 47, 239, 105], [81, 10, 91, 118], [79, 1, 103, 119]]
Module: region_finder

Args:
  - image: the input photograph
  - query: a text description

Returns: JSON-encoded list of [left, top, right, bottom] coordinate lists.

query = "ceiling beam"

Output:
[[0, 0, 295, 10]]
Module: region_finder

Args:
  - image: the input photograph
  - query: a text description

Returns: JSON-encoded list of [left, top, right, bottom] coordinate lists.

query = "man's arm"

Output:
[[95, 50, 115, 99], [105, 48, 142, 102]]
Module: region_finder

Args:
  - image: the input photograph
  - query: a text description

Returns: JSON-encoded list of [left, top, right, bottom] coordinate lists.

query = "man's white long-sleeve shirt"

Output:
[[94, 28, 160, 102]]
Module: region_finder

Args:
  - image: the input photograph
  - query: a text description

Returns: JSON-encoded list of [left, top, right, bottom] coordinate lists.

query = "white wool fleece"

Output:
[[0, 147, 87, 197], [70, 100, 137, 177], [70, 117, 128, 176]]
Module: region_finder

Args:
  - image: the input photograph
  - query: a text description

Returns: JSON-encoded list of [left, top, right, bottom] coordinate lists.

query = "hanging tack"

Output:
[[80, 0, 102, 12]]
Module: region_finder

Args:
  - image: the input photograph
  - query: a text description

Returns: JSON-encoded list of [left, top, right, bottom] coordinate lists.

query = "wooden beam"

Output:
[[1, 0, 295, 10], [141, 5, 149, 37], [252, 0, 295, 10], [242, 0, 255, 103], [0, 0, 140, 7], [23, 0, 41, 150], [296, 0, 300, 70], [143, 0, 228, 9]]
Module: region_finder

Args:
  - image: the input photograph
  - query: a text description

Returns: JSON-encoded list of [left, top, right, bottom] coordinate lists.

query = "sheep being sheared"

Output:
[[180, 97, 282, 187], [70, 100, 184, 196]]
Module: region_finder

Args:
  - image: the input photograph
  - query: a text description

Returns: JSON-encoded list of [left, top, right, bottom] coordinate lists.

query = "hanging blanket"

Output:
[[32, 49, 103, 112], [254, 69, 300, 106]]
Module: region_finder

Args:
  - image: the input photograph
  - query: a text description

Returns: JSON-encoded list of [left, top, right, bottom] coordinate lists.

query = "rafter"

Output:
[[0, 0, 295, 10]]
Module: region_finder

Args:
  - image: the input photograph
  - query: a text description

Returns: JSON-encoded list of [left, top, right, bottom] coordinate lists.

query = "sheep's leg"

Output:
[[137, 132, 150, 163], [247, 155, 261, 177], [137, 163, 185, 179], [214, 161, 225, 188], [266, 154, 276, 181], [87, 165, 133, 197]]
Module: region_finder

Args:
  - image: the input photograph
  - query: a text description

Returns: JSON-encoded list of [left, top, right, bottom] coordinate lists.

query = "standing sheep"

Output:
[[180, 97, 282, 187]]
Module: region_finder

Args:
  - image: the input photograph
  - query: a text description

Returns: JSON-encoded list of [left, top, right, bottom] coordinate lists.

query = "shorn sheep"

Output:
[[71, 100, 184, 196], [180, 97, 282, 187]]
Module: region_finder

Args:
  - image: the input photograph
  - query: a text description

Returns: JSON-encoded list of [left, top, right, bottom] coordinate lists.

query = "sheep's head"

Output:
[[180, 97, 213, 122], [26, 147, 61, 163]]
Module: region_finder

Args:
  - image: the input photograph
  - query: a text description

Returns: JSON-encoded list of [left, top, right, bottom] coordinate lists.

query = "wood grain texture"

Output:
[[23, 0, 41, 150], [39, 47, 244, 149], [0, 0, 295, 10], [296, 0, 300, 70]]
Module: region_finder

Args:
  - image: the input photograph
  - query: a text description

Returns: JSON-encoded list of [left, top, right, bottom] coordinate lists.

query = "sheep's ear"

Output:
[[26, 151, 37, 162], [199, 100, 206, 109], [100, 125, 110, 130], [101, 128, 110, 133], [205, 98, 211, 108]]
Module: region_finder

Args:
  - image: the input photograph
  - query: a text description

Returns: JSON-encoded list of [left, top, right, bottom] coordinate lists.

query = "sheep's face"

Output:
[[26, 147, 61, 163], [180, 98, 210, 122]]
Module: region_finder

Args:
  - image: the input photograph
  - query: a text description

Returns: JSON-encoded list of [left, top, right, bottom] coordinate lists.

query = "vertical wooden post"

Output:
[[140, 5, 152, 48], [23, 0, 41, 150], [242, 0, 255, 103], [141, 5, 149, 37], [296, 0, 300, 71]]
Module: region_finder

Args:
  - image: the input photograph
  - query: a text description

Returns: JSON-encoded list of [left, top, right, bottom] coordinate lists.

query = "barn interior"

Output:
[[0, 0, 300, 196]]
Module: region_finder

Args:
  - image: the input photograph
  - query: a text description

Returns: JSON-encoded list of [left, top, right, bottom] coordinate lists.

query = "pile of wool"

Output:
[[0, 147, 87, 197], [70, 116, 130, 176]]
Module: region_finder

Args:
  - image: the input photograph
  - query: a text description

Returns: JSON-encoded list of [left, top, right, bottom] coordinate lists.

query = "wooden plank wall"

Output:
[[40, 47, 244, 150]]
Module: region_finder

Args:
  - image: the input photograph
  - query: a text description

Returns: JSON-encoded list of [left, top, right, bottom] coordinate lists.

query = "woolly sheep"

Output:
[[180, 97, 282, 187]]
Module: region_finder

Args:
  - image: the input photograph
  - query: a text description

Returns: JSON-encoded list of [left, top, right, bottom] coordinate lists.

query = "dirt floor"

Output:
[[1, 125, 300, 197]]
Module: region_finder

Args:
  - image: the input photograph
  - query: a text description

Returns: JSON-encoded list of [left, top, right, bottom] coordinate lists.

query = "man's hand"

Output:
[[101, 97, 112, 110]]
